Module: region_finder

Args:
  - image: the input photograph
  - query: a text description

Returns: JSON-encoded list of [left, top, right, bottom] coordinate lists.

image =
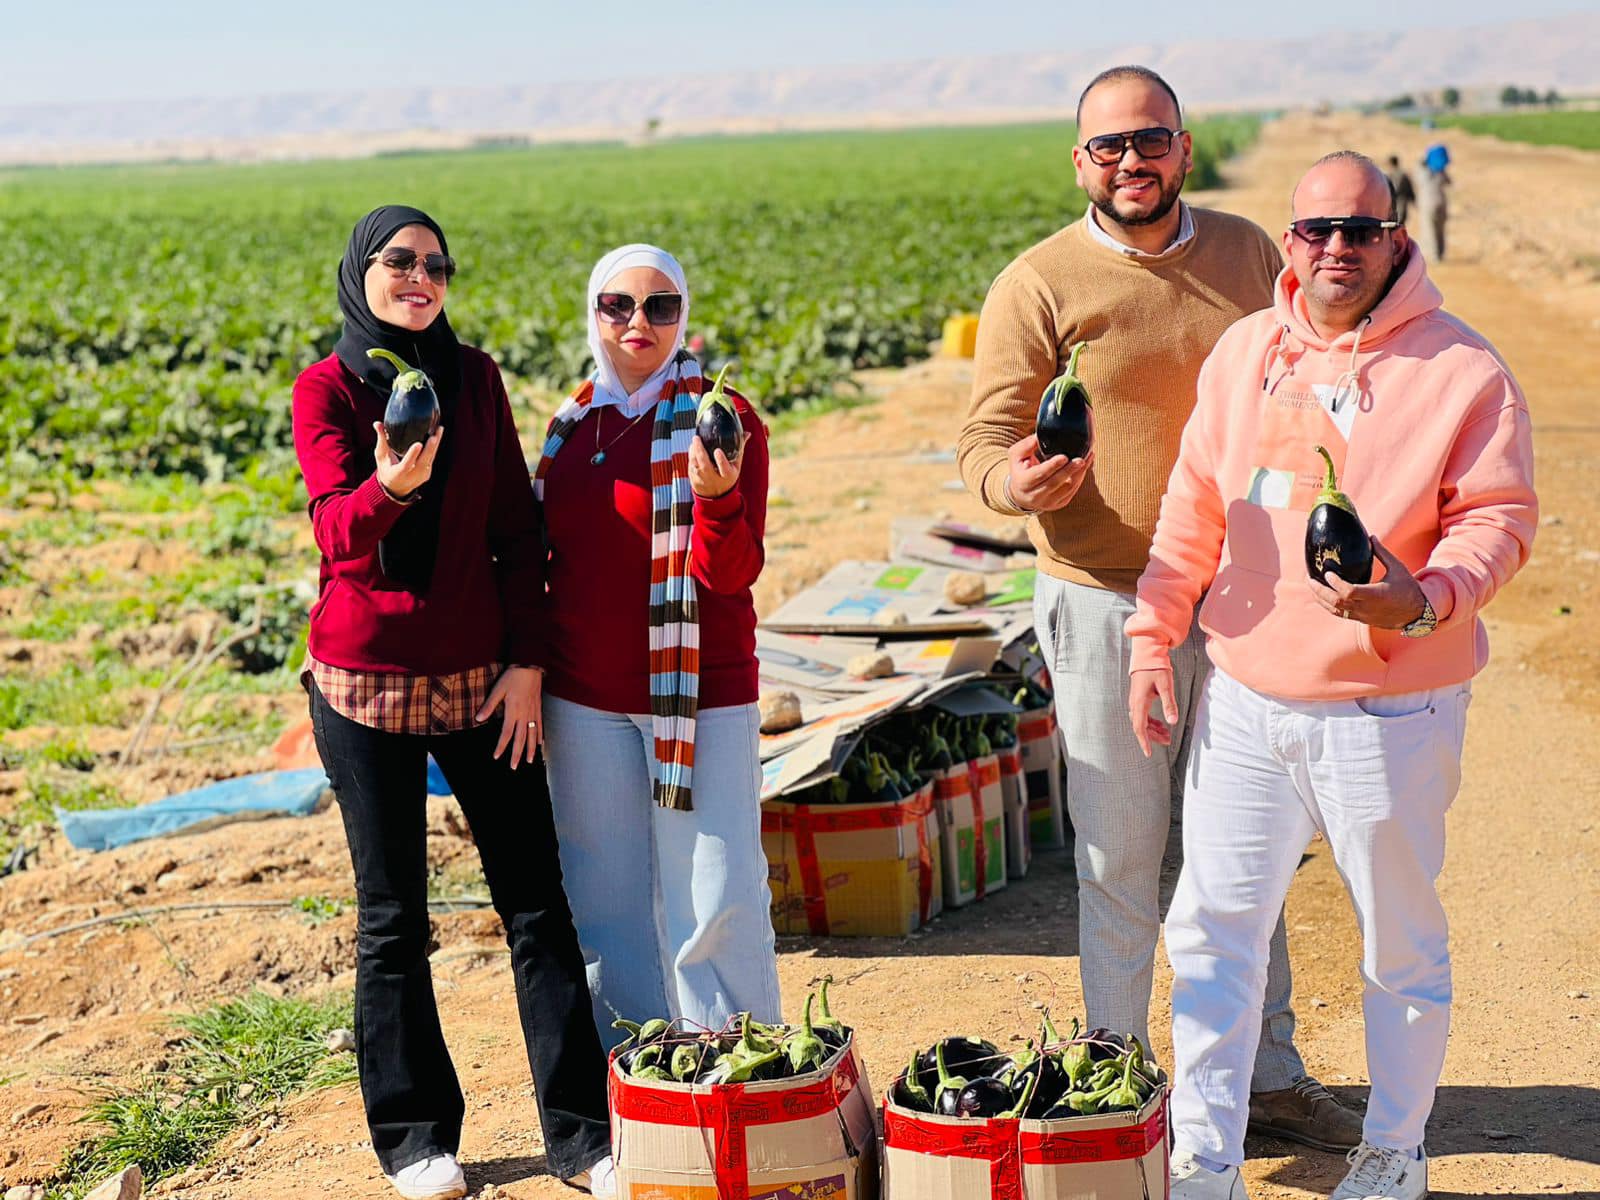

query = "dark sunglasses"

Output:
[[595, 291, 684, 327], [1289, 216, 1399, 248], [1080, 126, 1183, 167], [368, 248, 457, 284]]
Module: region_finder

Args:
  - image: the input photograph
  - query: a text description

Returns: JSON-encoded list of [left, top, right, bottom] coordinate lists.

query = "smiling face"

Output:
[[594, 265, 681, 393], [1072, 78, 1192, 229], [363, 224, 446, 332], [1284, 159, 1409, 336]]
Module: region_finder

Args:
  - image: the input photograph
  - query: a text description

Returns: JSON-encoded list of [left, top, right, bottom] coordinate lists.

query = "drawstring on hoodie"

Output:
[[1262, 315, 1372, 410], [1329, 316, 1371, 412]]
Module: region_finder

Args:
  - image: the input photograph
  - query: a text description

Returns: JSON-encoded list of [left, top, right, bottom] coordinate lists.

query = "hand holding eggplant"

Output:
[[474, 665, 544, 766], [1004, 434, 1094, 513], [373, 421, 444, 501], [690, 364, 748, 499], [688, 434, 748, 499], [1127, 666, 1178, 758], [1307, 535, 1429, 629]]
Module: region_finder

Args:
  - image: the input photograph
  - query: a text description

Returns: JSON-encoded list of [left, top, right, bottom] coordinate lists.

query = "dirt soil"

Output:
[[2, 111, 1598, 1198]]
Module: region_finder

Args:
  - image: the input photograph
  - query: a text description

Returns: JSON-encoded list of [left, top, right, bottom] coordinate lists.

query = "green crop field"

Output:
[[1418, 110, 1600, 152], [1, 117, 1258, 486]]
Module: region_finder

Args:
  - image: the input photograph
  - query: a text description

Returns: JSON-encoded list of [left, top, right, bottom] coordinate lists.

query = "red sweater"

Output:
[[541, 394, 767, 714], [292, 349, 547, 675]]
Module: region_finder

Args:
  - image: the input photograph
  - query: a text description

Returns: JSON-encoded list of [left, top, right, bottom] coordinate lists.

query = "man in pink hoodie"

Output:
[[1126, 152, 1536, 1200]]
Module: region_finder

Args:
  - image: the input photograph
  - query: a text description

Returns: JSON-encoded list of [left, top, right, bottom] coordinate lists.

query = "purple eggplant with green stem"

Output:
[[367, 347, 440, 455]]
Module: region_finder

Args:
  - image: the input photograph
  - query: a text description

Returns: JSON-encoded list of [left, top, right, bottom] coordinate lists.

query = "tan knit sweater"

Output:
[[959, 208, 1282, 593]]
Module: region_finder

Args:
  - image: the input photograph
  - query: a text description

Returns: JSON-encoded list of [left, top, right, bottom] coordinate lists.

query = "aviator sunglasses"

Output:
[[1080, 126, 1184, 166], [1289, 216, 1399, 248], [368, 247, 457, 284], [595, 291, 684, 327]]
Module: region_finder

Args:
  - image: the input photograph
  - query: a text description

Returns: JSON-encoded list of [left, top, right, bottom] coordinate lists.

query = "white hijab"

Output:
[[586, 243, 690, 417]]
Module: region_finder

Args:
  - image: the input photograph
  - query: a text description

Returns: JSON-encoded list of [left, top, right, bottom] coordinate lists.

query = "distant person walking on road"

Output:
[[1384, 155, 1415, 226], [1417, 144, 1451, 261]]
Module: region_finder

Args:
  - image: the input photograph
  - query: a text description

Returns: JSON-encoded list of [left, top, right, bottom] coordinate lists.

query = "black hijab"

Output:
[[334, 205, 463, 594]]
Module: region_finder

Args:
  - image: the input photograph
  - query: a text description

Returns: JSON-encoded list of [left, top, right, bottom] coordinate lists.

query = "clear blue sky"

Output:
[[6, 0, 1589, 107]]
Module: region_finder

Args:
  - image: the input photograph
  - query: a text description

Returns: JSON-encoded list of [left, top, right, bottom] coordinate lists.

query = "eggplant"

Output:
[[1305, 444, 1373, 585], [695, 364, 742, 461], [954, 1076, 1016, 1118], [932, 1043, 971, 1116], [895, 1050, 935, 1113], [1081, 1027, 1128, 1063], [366, 348, 441, 455], [785, 995, 828, 1076], [916, 1036, 999, 1098], [1034, 341, 1093, 461]]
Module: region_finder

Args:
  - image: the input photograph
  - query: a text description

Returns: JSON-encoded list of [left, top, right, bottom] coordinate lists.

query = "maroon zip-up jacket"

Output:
[[292, 348, 546, 675]]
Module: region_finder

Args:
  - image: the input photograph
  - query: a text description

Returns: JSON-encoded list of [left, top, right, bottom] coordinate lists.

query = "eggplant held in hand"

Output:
[[1305, 444, 1373, 585], [367, 348, 441, 455], [1034, 341, 1093, 461], [695, 364, 742, 461]]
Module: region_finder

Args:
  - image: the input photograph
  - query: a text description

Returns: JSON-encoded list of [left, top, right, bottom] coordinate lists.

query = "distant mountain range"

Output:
[[2, 12, 1595, 164]]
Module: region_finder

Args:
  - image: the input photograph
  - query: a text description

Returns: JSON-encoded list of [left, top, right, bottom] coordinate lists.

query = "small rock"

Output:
[[237, 1082, 256, 1101], [6, 1185, 47, 1200], [326, 1028, 357, 1053], [943, 571, 988, 607], [10, 1102, 47, 1125], [83, 1165, 142, 1200], [0, 969, 18, 982], [846, 651, 896, 680], [22, 1030, 60, 1052], [870, 608, 910, 627], [1310, 997, 1329, 1008], [1482, 1129, 1520, 1140], [757, 690, 804, 734], [1568, 990, 1590, 1000]]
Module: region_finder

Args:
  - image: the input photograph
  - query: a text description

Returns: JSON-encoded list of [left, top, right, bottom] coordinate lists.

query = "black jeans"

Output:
[[309, 683, 610, 1178]]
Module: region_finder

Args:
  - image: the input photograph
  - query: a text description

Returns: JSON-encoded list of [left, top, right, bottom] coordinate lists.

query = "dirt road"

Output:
[[2, 112, 1597, 1198]]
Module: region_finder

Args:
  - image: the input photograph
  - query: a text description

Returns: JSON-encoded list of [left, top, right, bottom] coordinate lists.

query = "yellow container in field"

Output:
[[941, 314, 980, 358]]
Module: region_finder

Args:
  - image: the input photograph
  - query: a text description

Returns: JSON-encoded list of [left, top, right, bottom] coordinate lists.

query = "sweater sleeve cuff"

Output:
[[355, 472, 408, 520], [982, 458, 1030, 518], [1128, 638, 1173, 675], [1416, 570, 1458, 625], [693, 489, 745, 522]]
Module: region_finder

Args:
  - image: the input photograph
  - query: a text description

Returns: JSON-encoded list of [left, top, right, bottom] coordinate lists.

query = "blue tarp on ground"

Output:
[[57, 768, 331, 852]]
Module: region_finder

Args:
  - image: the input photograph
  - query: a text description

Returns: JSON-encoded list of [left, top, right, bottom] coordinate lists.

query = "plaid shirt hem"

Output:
[[303, 654, 503, 735]]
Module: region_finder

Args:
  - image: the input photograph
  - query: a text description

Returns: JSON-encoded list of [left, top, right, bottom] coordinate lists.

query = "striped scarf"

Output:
[[534, 353, 706, 811]]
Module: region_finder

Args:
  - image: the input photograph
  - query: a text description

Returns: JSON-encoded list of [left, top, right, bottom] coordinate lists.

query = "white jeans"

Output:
[[543, 696, 782, 1050], [1167, 668, 1471, 1164], [1034, 575, 1304, 1090]]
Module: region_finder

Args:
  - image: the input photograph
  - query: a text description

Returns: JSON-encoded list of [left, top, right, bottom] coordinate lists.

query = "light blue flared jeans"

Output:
[[543, 696, 782, 1051]]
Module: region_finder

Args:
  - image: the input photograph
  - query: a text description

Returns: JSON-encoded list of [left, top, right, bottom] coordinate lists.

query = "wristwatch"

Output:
[[1402, 596, 1438, 639]]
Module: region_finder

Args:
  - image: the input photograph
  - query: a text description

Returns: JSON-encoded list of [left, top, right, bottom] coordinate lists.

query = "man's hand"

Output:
[[1307, 536, 1427, 629], [1006, 434, 1094, 513], [475, 666, 544, 768], [1128, 666, 1178, 758], [374, 422, 444, 501]]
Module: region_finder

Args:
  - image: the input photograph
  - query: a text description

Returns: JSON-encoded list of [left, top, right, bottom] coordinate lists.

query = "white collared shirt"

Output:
[[1086, 201, 1195, 259]]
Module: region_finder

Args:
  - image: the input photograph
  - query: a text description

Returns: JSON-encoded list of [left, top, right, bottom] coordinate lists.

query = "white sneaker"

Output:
[[1329, 1142, 1428, 1200], [386, 1153, 467, 1200], [1171, 1151, 1248, 1199], [566, 1154, 618, 1198]]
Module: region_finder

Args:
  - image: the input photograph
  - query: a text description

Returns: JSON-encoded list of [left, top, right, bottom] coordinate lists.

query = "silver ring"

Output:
[[527, 720, 538, 728]]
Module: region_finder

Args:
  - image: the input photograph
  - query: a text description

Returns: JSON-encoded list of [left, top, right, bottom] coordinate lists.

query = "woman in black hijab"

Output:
[[292, 206, 614, 1200]]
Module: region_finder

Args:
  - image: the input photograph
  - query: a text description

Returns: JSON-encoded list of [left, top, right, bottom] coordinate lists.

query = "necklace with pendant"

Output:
[[591, 406, 651, 466]]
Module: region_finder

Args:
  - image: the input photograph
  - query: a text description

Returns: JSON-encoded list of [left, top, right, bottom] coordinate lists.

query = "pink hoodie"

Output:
[[1125, 245, 1536, 701]]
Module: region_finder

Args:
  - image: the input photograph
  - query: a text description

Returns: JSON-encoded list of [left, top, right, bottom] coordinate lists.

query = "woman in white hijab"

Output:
[[533, 245, 781, 1045]]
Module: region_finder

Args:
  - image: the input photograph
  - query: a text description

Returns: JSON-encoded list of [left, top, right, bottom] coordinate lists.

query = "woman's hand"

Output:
[[689, 433, 749, 499], [474, 665, 543, 768], [374, 421, 444, 501]]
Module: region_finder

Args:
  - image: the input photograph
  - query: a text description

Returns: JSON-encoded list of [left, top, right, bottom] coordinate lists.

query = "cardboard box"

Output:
[[612, 1037, 880, 1200], [1018, 706, 1066, 849], [931, 762, 1007, 908], [881, 1087, 1169, 1199], [997, 746, 1031, 879], [762, 784, 942, 937]]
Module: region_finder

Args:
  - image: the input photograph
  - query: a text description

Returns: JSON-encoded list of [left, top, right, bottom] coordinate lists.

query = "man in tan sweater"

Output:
[[959, 66, 1361, 1155]]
